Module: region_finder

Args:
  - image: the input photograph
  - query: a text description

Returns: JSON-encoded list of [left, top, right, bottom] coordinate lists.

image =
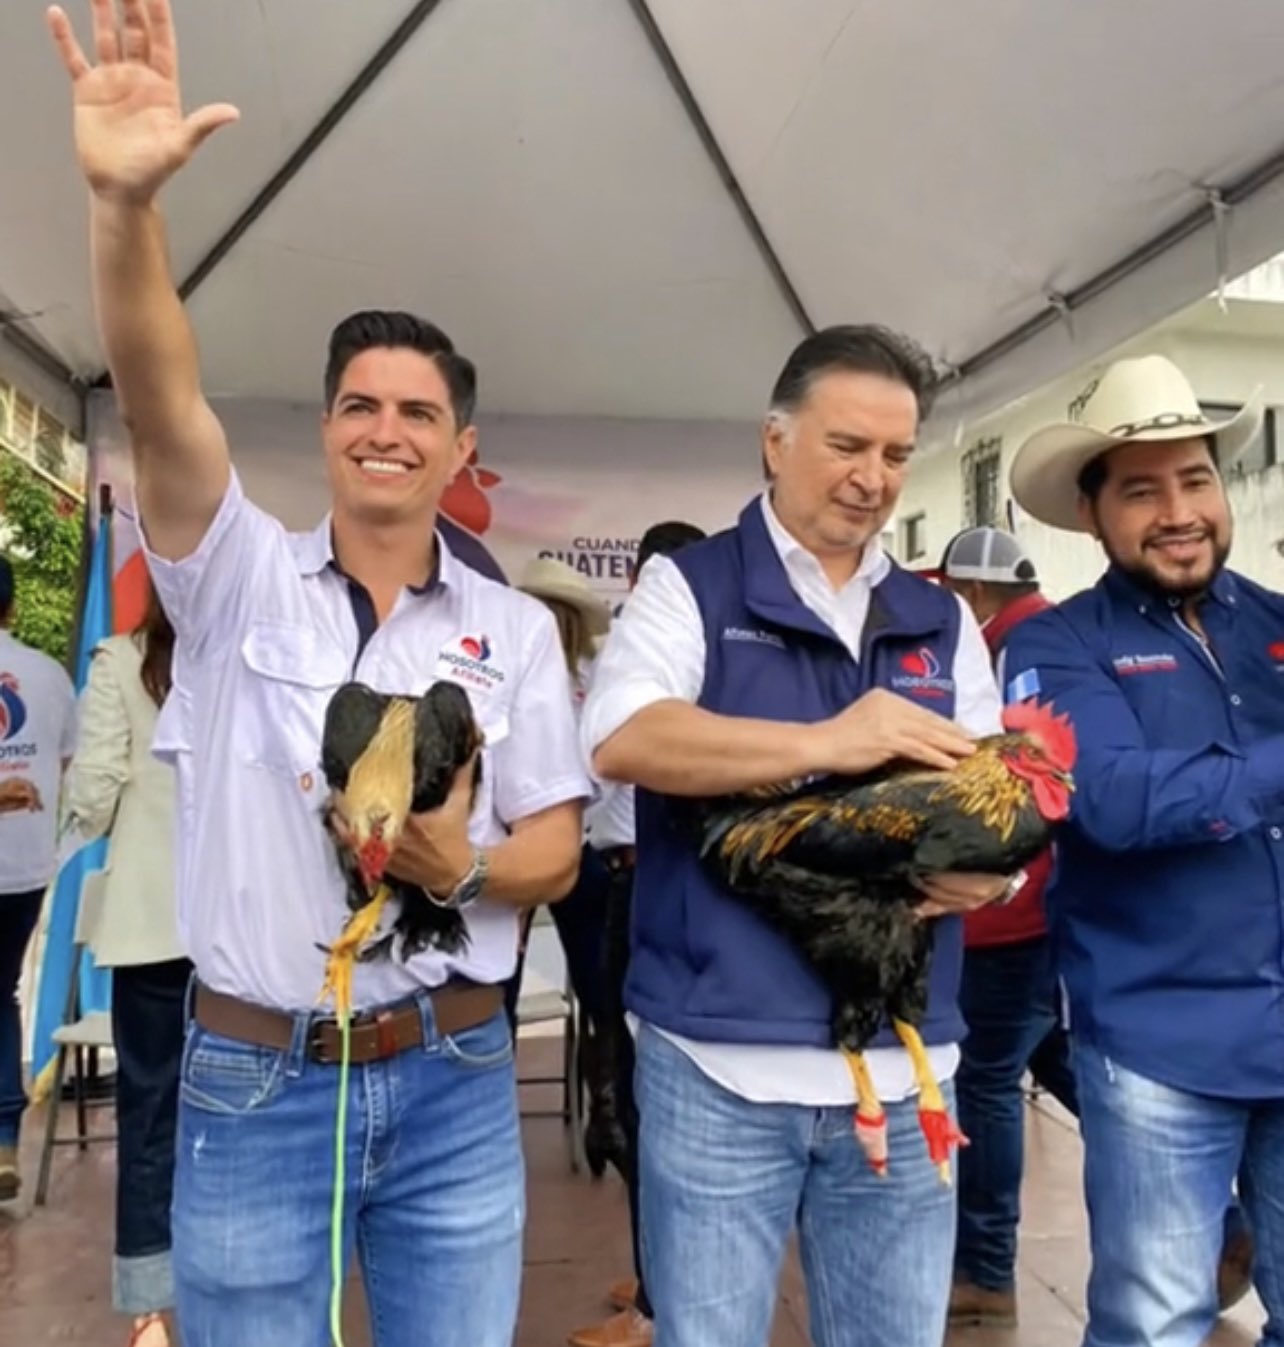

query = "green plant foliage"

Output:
[[0, 454, 84, 666]]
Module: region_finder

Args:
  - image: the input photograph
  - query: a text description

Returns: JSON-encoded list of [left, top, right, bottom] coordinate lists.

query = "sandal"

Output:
[[127, 1313, 171, 1347]]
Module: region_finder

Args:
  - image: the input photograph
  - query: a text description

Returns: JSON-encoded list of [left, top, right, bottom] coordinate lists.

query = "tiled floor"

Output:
[[0, 1040, 1266, 1346]]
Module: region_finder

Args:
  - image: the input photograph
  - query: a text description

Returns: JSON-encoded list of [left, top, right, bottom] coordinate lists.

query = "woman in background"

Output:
[[63, 589, 187, 1347]]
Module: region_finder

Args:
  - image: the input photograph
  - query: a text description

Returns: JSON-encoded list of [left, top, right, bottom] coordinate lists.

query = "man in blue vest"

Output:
[[582, 326, 1016, 1347], [1005, 354, 1282, 1347]]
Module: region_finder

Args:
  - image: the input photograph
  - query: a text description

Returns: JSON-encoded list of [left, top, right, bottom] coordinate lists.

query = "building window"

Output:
[[962, 435, 1003, 527], [1199, 401, 1276, 476], [901, 512, 926, 561]]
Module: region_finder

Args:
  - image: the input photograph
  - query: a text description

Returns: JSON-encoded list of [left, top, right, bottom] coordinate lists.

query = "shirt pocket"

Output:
[[238, 622, 348, 779]]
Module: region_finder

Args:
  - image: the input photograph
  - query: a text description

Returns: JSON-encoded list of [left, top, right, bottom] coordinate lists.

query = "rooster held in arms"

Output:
[[697, 699, 1076, 1182], [318, 680, 483, 1017]]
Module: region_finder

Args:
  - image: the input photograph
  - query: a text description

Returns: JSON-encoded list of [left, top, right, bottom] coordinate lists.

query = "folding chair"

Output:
[[34, 871, 116, 1206], [515, 907, 586, 1173]]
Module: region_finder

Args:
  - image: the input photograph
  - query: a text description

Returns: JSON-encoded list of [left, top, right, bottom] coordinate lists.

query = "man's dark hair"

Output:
[[324, 310, 478, 428], [636, 520, 707, 574], [983, 579, 1040, 601], [769, 324, 938, 422], [1076, 434, 1219, 503], [0, 555, 12, 625]]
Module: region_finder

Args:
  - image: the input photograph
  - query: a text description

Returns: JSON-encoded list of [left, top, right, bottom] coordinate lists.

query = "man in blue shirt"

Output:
[[1005, 354, 1282, 1347]]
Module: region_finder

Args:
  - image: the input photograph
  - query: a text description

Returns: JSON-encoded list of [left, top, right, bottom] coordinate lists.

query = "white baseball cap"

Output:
[[938, 527, 1037, 584]]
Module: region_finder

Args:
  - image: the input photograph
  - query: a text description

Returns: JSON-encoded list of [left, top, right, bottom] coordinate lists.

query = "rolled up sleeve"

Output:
[[143, 470, 278, 654]]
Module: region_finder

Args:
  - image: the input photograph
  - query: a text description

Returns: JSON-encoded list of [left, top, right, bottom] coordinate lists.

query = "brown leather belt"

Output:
[[192, 980, 503, 1067]]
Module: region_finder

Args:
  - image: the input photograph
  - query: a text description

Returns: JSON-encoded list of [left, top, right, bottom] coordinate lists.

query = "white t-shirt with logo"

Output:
[[0, 629, 76, 894]]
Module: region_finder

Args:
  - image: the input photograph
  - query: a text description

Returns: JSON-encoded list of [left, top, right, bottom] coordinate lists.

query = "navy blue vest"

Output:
[[626, 500, 968, 1049]]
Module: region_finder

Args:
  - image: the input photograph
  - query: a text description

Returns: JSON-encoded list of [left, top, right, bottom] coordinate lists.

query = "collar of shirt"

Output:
[[757, 492, 889, 659], [291, 512, 456, 596], [1102, 563, 1237, 618]]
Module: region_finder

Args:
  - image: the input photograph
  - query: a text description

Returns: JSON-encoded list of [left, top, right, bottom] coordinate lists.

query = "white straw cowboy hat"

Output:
[[517, 557, 611, 636], [1010, 354, 1263, 532]]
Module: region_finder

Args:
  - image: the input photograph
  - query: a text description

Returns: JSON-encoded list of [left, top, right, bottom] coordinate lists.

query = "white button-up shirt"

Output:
[[147, 472, 591, 1012], [582, 494, 1002, 1104]]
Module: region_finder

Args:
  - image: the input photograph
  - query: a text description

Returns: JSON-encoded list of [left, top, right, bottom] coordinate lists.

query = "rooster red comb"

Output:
[[1001, 699, 1077, 771]]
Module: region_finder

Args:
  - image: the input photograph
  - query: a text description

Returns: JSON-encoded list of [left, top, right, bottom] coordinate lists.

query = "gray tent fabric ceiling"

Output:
[[3, 0, 1284, 440]]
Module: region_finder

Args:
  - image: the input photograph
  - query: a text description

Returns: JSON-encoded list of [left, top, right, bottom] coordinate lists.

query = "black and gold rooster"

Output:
[[317, 680, 482, 1015], [697, 699, 1076, 1181]]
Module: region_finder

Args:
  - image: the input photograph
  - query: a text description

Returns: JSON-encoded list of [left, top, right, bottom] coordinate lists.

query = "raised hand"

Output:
[[48, 0, 238, 203]]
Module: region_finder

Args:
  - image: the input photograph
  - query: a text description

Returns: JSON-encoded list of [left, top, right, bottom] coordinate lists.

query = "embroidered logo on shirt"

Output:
[[1112, 653, 1179, 676], [0, 674, 27, 742], [900, 648, 941, 678], [435, 635, 506, 691], [891, 647, 953, 700], [721, 626, 787, 650], [1268, 640, 1284, 669]]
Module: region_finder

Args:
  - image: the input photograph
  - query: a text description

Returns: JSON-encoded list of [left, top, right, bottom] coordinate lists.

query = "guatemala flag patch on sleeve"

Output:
[[1006, 668, 1041, 704]]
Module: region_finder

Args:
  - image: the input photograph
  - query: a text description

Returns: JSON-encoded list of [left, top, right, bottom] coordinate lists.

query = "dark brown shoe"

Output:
[[606, 1279, 637, 1312], [1218, 1223, 1254, 1312], [948, 1279, 1017, 1327]]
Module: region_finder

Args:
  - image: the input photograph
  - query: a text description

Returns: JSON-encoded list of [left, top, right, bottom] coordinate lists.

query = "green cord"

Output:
[[328, 1006, 352, 1347]]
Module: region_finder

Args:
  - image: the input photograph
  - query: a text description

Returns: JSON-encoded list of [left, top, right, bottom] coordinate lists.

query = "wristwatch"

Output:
[[426, 848, 489, 910]]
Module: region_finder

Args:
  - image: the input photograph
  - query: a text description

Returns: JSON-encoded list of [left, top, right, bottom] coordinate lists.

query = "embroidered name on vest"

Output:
[[721, 626, 787, 650]]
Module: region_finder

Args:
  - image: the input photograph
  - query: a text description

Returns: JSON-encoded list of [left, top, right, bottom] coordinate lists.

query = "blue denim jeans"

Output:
[[0, 888, 45, 1146], [172, 996, 524, 1347], [954, 936, 1077, 1291], [635, 1022, 956, 1347], [1075, 1039, 1284, 1347]]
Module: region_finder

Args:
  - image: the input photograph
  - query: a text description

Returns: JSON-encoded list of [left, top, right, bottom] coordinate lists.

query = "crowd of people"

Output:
[[1, 4, 1282, 1347]]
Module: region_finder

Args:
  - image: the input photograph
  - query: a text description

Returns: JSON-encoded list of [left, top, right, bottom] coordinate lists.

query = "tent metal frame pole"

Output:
[[174, 0, 450, 305], [623, 0, 815, 338], [955, 141, 1284, 383]]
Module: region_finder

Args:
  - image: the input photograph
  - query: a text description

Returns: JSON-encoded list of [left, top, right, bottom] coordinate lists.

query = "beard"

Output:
[[1104, 529, 1231, 601]]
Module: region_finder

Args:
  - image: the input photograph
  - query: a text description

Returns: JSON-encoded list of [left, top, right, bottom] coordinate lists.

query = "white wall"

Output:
[[898, 312, 1284, 600]]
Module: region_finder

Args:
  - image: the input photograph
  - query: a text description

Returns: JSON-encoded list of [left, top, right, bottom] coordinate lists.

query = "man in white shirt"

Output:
[[51, 7, 588, 1344], [582, 326, 1013, 1347], [0, 555, 76, 1199]]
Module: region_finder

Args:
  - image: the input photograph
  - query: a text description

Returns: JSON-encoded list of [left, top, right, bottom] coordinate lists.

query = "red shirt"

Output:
[[963, 591, 1054, 949]]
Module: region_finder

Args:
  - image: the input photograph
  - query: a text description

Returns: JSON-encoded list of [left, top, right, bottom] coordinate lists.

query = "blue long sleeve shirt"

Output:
[[1004, 566, 1284, 1099]]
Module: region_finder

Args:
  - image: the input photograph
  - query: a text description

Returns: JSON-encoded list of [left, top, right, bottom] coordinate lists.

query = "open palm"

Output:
[[48, 0, 238, 202]]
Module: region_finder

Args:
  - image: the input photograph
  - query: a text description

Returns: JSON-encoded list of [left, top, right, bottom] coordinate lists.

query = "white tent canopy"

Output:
[[3, 0, 1284, 439]]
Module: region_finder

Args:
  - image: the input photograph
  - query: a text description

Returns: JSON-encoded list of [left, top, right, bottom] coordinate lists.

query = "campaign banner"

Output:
[[88, 396, 762, 613]]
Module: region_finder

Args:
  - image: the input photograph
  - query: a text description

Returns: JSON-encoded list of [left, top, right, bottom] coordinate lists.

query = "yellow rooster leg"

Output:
[[841, 1048, 888, 1178], [319, 885, 392, 1020], [892, 1018, 967, 1185]]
